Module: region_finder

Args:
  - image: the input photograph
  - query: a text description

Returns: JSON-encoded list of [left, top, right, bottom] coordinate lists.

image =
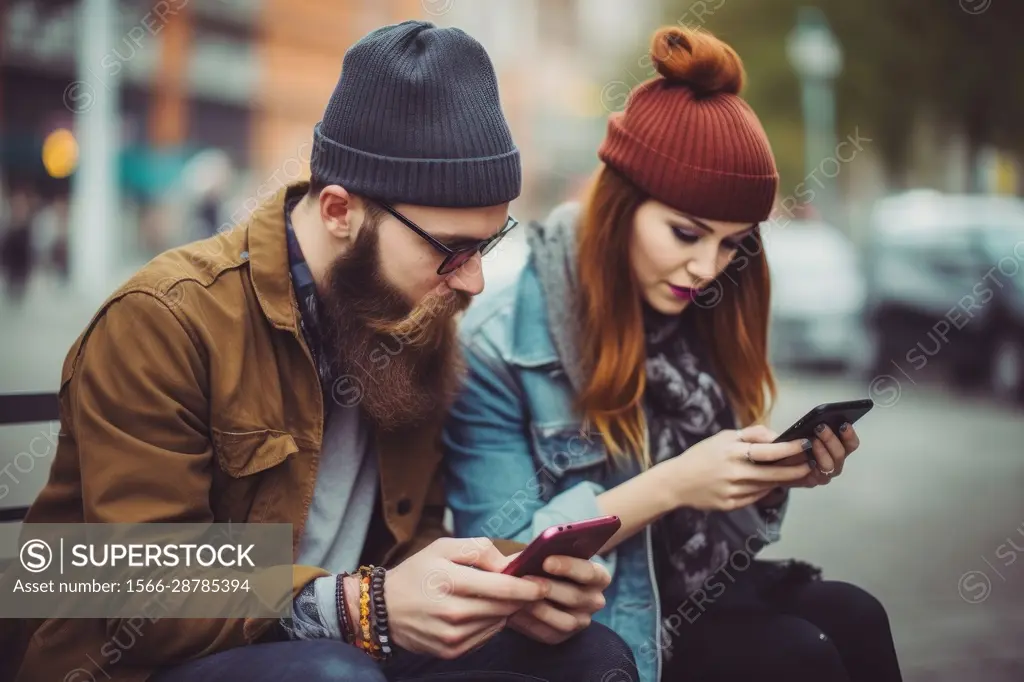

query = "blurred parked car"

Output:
[[863, 190, 1024, 403], [764, 219, 869, 372]]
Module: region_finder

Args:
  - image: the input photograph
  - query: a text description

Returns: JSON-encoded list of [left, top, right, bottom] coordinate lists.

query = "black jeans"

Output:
[[151, 622, 638, 682], [664, 579, 903, 682]]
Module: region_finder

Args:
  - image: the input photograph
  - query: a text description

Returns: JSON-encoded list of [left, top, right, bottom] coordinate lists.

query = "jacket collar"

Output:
[[511, 204, 588, 396], [508, 259, 562, 368], [247, 183, 306, 333]]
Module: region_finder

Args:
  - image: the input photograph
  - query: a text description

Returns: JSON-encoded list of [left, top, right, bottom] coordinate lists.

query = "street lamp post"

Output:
[[69, 0, 120, 302], [786, 7, 843, 225]]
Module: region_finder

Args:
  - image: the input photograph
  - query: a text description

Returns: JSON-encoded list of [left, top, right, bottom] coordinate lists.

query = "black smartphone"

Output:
[[772, 398, 875, 444]]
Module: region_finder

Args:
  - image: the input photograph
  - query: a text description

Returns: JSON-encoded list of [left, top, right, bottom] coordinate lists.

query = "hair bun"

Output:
[[650, 26, 745, 96]]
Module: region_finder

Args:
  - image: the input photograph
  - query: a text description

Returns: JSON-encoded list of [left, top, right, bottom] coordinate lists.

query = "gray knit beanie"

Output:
[[310, 20, 521, 208]]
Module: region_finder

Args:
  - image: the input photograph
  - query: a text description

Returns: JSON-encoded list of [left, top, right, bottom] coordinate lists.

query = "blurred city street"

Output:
[[764, 372, 1024, 682], [2, 270, 1023, 681]]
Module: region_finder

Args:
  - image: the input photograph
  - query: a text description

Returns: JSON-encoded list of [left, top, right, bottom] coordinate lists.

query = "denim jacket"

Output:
[[441, 255, 788, 682]]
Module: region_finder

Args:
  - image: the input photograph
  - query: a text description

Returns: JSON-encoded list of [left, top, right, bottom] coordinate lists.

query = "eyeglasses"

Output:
[[375, 201, 520, 275]]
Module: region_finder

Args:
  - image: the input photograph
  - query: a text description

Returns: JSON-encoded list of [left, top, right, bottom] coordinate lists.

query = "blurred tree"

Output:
[[654, 0, 1024, 193], [918, 1, 1024, 191]]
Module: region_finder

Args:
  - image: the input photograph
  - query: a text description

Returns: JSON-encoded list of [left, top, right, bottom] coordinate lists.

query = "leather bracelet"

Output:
[[370, 565, 392, 659], [335, 573, 353, 645]]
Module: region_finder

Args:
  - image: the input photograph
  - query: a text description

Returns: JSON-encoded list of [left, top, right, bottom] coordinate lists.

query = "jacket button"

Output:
[[240, 250, 249, 260], [396, 498, 412, 515]]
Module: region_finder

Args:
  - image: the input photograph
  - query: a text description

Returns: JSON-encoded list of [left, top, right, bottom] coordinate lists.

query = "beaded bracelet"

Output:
[[357, 566, 383, 660], [370, 565, 392, 659], [335, 573, 353, 645]]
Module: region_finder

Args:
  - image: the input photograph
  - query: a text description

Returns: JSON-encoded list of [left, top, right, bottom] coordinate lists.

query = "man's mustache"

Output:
[[367, 288, 471, 345]]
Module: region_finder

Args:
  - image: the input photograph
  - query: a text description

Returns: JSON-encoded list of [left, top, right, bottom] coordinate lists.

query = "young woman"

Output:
[[441, 26, 902, 682]]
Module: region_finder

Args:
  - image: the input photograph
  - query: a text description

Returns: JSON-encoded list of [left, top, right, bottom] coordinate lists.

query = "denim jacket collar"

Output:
[[508, 259, 562, 369]]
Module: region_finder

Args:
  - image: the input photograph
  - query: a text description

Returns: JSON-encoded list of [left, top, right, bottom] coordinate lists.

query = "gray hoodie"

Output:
[[524, 201, 590, 394]]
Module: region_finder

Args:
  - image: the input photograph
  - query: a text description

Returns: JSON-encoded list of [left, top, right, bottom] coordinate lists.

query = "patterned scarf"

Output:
[[642, 305, 738, 607]]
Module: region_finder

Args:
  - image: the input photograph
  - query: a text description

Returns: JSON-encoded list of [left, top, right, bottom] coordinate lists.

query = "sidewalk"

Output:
[[0, 271, 140, 393]]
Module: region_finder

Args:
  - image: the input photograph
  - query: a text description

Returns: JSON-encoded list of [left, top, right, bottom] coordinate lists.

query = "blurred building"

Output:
[[1, 0, 669, 293], [246, 0, 468, 229], [437, 0, 663, 214], [2, 0, 257, 199], [1, 0, 668, 205], [253, 0, 665, 216], [1, 0, 260, 275]]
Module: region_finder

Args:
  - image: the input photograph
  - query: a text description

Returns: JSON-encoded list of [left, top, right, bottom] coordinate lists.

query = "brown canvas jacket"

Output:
[[4, 184, 514, 682]]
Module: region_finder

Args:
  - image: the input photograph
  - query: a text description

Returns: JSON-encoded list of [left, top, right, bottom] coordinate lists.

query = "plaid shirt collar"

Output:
[[284, 194, 334, 387]]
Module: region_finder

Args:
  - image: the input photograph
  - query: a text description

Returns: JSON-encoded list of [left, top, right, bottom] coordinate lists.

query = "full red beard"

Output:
[[318, 221, 471, 432]]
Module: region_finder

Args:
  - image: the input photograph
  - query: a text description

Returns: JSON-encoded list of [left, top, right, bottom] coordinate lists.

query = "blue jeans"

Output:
[[150, 623, 638, 682]]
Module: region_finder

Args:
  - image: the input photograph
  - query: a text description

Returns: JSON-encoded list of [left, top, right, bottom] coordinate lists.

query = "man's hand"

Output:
[[381, 538, 550, 660], [508, 555, 611, 645]]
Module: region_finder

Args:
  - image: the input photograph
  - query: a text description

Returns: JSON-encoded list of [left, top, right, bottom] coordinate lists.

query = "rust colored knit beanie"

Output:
[[598, 26, 778, 223]]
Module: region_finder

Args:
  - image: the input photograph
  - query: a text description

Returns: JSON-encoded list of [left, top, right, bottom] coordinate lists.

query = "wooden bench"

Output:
[[0, 394, 60, 682], [0, 391, 61, 524]]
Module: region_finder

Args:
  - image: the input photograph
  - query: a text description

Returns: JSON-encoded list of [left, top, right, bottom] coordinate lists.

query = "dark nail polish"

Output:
[[815, 423, 826, 435], [839, 422, 849, 433], [801, 439, 813, 451]]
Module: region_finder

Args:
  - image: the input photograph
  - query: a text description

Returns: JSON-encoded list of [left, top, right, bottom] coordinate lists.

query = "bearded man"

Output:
[[7, 19, 636, 682]]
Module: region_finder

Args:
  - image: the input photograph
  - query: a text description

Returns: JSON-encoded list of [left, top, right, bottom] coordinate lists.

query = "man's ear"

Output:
[[318, 184, 357, 242]]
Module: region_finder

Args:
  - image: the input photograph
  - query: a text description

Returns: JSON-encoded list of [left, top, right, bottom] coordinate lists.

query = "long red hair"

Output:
[[575, 166, 777, 464]]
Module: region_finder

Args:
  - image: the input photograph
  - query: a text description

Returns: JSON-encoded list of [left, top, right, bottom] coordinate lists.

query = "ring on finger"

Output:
[[744, 442, 757, 465], [820, 466, 836, 476]]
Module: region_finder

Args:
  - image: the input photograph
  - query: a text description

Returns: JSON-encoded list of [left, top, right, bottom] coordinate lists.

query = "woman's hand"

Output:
[[787, 422, 861, 488], [656, 425, 813, 512], [508, 556, 611, 645]]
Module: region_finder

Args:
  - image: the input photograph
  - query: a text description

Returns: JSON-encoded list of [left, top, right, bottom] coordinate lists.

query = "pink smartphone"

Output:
[[502, 515, 622, 578]]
